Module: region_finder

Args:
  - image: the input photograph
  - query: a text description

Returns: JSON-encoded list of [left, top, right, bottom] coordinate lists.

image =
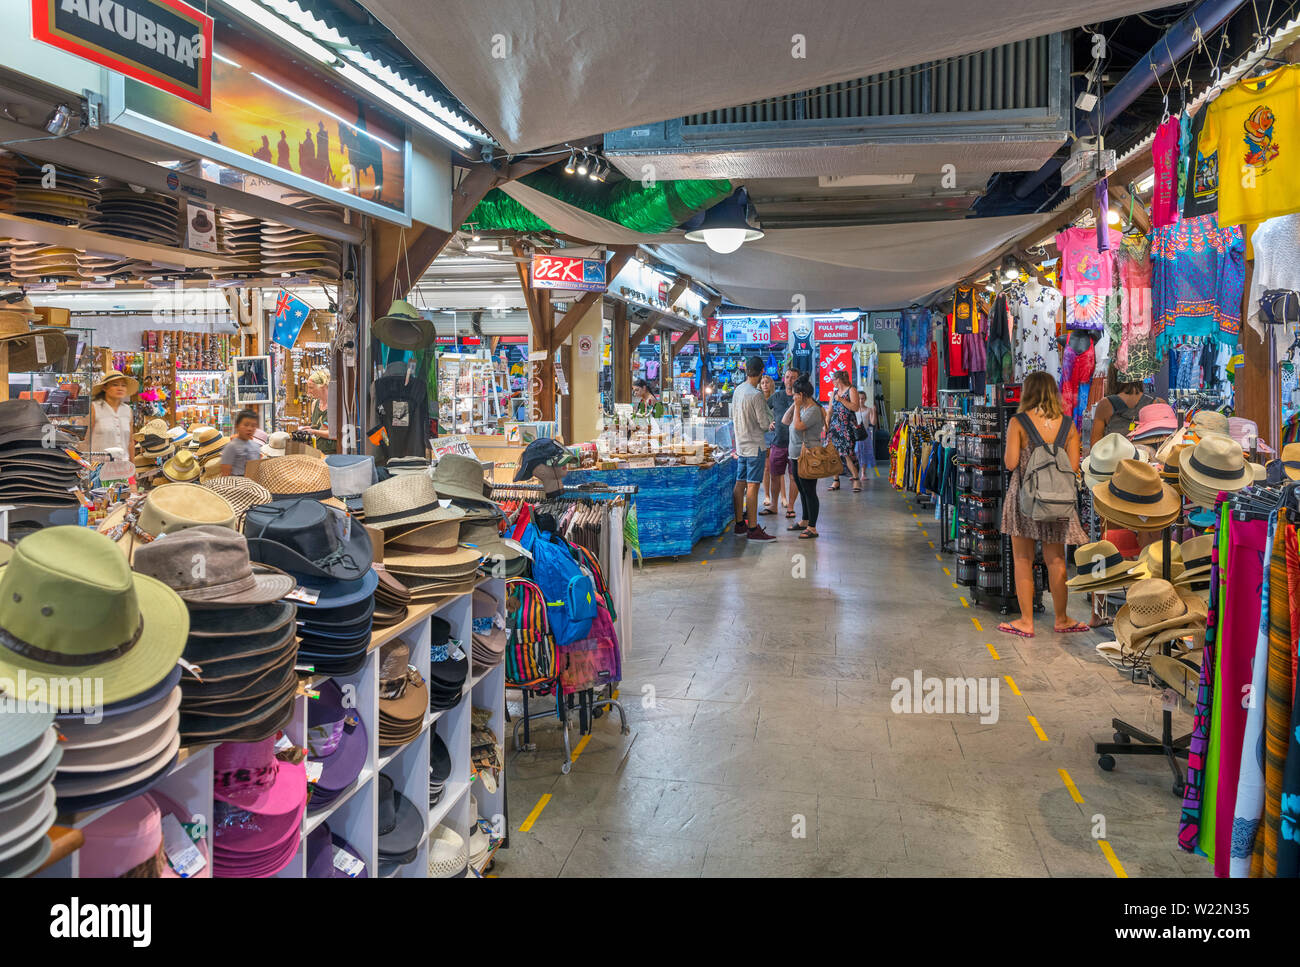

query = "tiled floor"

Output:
[[494, 473, 1210, 877]]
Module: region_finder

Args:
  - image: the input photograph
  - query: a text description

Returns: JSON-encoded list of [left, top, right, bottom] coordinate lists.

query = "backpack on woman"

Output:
[[1014, 413, 1077, 522]]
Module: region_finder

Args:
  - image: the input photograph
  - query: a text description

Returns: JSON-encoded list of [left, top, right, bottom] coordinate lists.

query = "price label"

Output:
[[286, 586, 320, 605], [332, 844, 365, 877], [161, 813, 206, 878], [304, 760, 323, 785]]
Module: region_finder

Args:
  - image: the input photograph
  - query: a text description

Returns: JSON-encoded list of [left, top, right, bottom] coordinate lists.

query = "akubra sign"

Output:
[[32, 0, 213, 108]]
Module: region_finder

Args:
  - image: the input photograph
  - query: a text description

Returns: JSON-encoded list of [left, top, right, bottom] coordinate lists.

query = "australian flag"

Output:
[[271, 289, 312, 348]]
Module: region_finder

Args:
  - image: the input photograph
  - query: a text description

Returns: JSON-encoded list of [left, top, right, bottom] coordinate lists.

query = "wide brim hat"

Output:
[[1065, 541, 1133, 588], [397, 575, 479, 602], [56, 709, 179, 774], [0, 399, 77, 449], [55, 686, 181, 755], [431, 453, 494, 505], [376, 773, 424, 856], [372, 299, 435, 351], [200, 475, 273, 523], [1125, 541, 1185, 581], [1173, 534, 1215, 584], [194, 431, 231, 460], [287, 567, 379, 611], [1193, 411, 1230, 436], [1128, 402, 1179, 441], [92, 370, 140, 398], [1150, 654, 1201, 702], [133, 525, 297, 607], [307, 679, 368, 796], [179, 690, 295, 744], [384, 544, 483, 575], [363, 473, 461, 531], [0, 785, 56, 856], [0, 706, 54, 760], [0, 527, 189, 707], [258, 454, 336, 501], [52, 734, 181, 803], [1092, 459, 1180, 528], [212, 739, 307, 816], [1114, 579, 1209, 650], [1179, 435, 1251, 496], [1082, 433, 1145, 489], [243, 498, 373, 582], [162, 450, 201, 483], [1279, 443, 1300, 481]]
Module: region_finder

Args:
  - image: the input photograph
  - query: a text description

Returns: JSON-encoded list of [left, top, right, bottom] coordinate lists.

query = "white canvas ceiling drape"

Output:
[[360, 0, 1170, 152]]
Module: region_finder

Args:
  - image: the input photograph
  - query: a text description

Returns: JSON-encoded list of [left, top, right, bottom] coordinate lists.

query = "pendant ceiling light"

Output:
[[683, 188, 764, 254]]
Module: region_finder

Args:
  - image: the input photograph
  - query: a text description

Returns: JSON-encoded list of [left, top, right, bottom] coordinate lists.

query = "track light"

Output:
[[470, 223, 481, 242], [43, 104, 72, 137], [588, 158, 601, 181], [576, 152, 589, 177], [564, 149, 576, 175], [595, 160, 609, 183]]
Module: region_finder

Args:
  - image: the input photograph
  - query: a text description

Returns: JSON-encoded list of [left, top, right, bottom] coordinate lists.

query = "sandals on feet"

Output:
[[799, 529, 819, 539], [788, 522, 808, 531], [1054, 621, 1091, 634], [997, 622, 1035, 639]]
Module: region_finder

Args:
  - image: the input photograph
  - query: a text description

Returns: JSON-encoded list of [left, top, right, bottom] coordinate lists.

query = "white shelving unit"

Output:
[[38, 578, 507, 880]]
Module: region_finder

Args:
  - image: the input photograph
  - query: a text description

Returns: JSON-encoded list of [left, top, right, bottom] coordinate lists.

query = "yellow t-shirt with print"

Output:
[[1199, 65, 1300, 230]]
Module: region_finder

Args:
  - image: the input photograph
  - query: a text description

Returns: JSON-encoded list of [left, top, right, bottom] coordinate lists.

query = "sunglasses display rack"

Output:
[[38, 579, 509, 880]]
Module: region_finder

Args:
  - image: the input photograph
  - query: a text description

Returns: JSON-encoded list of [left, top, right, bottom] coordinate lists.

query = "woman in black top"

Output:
[[1090, 380, 1162, 447]]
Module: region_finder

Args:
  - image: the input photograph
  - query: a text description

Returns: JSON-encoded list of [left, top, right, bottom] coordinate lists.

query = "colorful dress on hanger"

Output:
[[1151, 115, 1182, 228], [899, 307, 931, 367], [1150, 213, 1245, 350], [1010, 281, 1063, 381], [1056, 226, 1121, 331], [1116, 235, 1156, 380], [1179, 538, 1220, 854], [922, 340, 939, 407]]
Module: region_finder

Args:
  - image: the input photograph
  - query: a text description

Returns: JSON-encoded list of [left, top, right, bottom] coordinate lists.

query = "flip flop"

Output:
[[759, 507, 775, 516], [785, 511, 796, 519], [799, 530, 819, 539], [1054, 621, 1091, 634], [788, 523, 807, 531], [996, 622, 1035, 639]]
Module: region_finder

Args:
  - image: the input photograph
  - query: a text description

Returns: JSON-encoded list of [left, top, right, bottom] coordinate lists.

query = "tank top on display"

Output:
[[1103, 393, 1153, 436], [791, 337, 813, 378]]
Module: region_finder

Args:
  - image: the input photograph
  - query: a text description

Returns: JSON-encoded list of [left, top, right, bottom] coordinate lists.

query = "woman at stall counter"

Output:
[[87, 370, 139, 460], [998, 371, 1089, 639], [632, 379, 665, 419], [301, 368, 337, 454]]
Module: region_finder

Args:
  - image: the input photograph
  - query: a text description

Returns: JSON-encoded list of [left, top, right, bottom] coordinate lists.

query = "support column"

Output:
[[612, 300, 630, 404]]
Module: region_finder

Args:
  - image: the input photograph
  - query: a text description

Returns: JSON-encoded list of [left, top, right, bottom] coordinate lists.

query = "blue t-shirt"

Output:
[[220, 437, 263, 476]]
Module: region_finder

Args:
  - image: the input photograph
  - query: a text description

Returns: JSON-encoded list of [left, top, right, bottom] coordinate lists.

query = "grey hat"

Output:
[[132, 524, 296, 607], [431, 454, 495, 505]]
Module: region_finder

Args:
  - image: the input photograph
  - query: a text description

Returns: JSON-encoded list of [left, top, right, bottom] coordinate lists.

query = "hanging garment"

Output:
[[1010, 280, 1064, 381], [984, 294, 1013, 384], [373, 361, 431, 459], [1056, 226, 1122, 331], [1246, 214, 1300, 356], [1278, 526, 1300, 876], [1117, 235, 1156, 380], [922, 340, 939, 407], [1151, 213, 1246, 349], [1257, 519, 1295, 875], [1180, 538, 1221, 854], [945, 314, 968, 378], [1152, 115, 1182, 228], [790, 332, 814, 379], [1198, 65, 1300, 229], [952, 284, 978, 335], [1184, 102, 1220, 219], [1199, 506, 1232, 862], [899, 307, 931, 367], [1060, 341, 1095, 429], [962, 329, 987, 375]]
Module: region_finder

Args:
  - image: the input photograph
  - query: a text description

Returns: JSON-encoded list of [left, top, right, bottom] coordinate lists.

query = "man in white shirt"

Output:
[[731, 356, 775, 541]]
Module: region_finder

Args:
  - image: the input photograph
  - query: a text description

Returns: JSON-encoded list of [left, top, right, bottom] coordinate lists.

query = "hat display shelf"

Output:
[[467, 575, 508, 866], [2, 325, 94, 430]]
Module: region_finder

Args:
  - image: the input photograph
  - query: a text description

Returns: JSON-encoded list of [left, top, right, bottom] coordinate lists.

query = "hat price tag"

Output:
[[286, 586, 321, 606], [34, 338, 47, 366], [332, 844, 365, 877], [160, 813, 206, 878], [304, 760, 323, 785], [1161, 687, 1179, 712]]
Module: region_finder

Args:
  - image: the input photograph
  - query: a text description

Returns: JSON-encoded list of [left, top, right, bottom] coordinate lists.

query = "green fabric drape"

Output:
[[463, 173, 732, 236]]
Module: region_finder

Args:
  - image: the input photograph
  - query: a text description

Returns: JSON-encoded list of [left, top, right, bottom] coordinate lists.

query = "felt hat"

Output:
[[431, 453, 495, 505], [377, 641, 428, 747], [1065, 540, 1134, 589], [77, 795, 168, 878], [376, 772, 424, 862], [99, 484, 238, 558], [372, 299, 435, 351], [91, 370, 140, 398], [0, 526, 188, 707], [0, 399, 76, 449], [305, 678, 368, 809], [363, 473, 460, 531], [1114, 579, 1209, 654], [1092, 460, 1180, 530], [212, 735, 306, 816], [132, 525, 295, 607], [305, 822, 368, 878], [261, 431, 290, 459], [243, 498, 372, 581], [1082, 433, 1142, 489], [162, 449, 201, 483]]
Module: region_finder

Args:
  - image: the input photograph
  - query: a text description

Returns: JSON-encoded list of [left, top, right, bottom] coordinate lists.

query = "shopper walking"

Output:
[[767, 368, 796, 519], [855, 398, 877, 478], [998, 371, 1089, 638], [217, 409, 264, 477], [827, 370, 862, 492], [731, 356, 775, 540], [784, 376, 825, 539]]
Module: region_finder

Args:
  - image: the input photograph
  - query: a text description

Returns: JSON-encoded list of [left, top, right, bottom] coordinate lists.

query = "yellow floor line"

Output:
[[935, 553, 942, 561], [1027, 715, 1048, 741], [942, 566, 951, 576], [959, 597, 969, 608], [985, 641, 1000, 660], [928, 541, 934, 548], [1058, 768, 1084, 804], [571, 735, 592, 761], [970, 616, 982, 632], [874, 467, 880, 477], [1003, 674, 1020, 695], [1097, 840, 1128, 878], [921, 529, 928, 537], [709, 546, 716, 555], [518, 793, 551, 832], [951, 583, 960, 590]]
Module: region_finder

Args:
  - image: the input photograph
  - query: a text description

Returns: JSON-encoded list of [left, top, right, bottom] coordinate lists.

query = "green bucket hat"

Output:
[[0, 526, 189, 708], [430, 454, 495, 506], [372, 299, 435, 351]]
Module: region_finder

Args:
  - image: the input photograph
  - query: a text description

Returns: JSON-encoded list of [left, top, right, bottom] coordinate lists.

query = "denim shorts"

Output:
[[736, 454, 765, 483]]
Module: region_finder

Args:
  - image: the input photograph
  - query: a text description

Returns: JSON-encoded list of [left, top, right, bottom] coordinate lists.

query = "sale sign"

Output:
[[817, 343, 852, 401], [530, 254, 606, 292], [706, 317, 724, 342], [722, 316, 770, 344], [770, 317, 789, 342], [813, 317, 858, 341]]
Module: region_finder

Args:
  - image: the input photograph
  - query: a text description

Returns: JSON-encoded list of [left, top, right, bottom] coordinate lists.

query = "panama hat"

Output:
[[200, 475, 272, 524], [1114, 579, 1208, 654], [91, 370, 140, 398], [1278, 443, 1300, 481], [1193, 411, 1230, 437], [1125, 541, 1185, 581], [134, 418, 169, 443], [191, 426, 229, 459], [166, 425, 191, 447], [428, 822, 467, 877], [133, 525, 296, 607], [1179, 435, 1251, 508], [1160, 443, 1189, 491], [431, 453, 494, 505], [1092, 459, 1180, 530], [161, 449, 201, 483], [1065, 540, 1135, 589], [0, 526, 188, 707], [372, 299, 435, 351], [244, 497, 372, 581], [363, 473, 460, 531], [1082, 433, 1142, 489], [1173, 534, 1215, 585]]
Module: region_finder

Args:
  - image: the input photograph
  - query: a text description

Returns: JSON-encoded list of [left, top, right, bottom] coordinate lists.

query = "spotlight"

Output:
[[563, 149, 576, 175], [469, 223, 481, 241], [595, 160, 609, 183], [43, 104, 72, 136], [1107, 208, 1121, 226], [588, 157, 601, 181], [576, 151, 589, 177]]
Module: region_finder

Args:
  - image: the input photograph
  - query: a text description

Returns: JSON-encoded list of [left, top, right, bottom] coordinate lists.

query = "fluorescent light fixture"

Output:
[[334, 62, 471, 150], [215, 0, 334, 63], [213, 51, 242, 68], [466, 242, 499, 252], [250, 71, 400, 153], [1135, 173, 1155, 194]]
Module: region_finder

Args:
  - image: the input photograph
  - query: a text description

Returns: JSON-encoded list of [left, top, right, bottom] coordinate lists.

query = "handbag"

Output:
[[798, 443, 843, 479]]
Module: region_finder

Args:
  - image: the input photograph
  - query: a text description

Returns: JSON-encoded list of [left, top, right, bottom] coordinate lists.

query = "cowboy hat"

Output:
[[431, 453, 495, 505], [363, 473, 461, 531], [1082, 433, 1143, 489], [0, 526, 188, 707], [161, 449, 201, 483], [91, 370, 140, 398], [1065, 540, 1136, 589], [243, 497, 373, 581], [372, 299, 435, 351], [133, 525, 296, 607], [1092, 459, 1180, 530], [1114, 579, 1208, 653]]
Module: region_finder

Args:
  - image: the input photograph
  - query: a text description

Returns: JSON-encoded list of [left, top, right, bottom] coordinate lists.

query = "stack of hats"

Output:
[[131, 526, 299, 744], [0, 527, 187, 813], [325, 454, 377, 516], [261, 431, 290, 459], [190, 426, 230, 478], [1159, 443, 1189, 493], [1125, 541, 1185, 581], [305, 678, 368, 813], [468, 822, 491, 872], [364, 474, 478, 602], [427, 822, 467, 878], [1128, 402, 1179, 444], [428, 643, 469, 713], [0, 707, 61, 878], [428, 732, 451, 808], [1178, 435, 1252, 510], [78, 790, 210, 878], [1092, 459, 1181, 532], [1082, 433, 1143, 490], [211, 736, 307, 878], [257, 454, 344, 508], [1114, 578, 1208, 656], [305, 821, 368, 878], [433, 454, 499, 517], [134, 418, 174, 472], [199, 475, 273, 527], [377, 641, 428, 749], [167, 425, 191, 449], [1065, 540, 1139, 594], [161, 449, 201, 483], [98, 483, 237, 559], [1173, 533, 1214, 597], [471, 588, 507, 674], [1194, 410, 1231, 439], [372, 565, 412, 628], [376, 772, 423, 873], [385, 456, 430, 476], [1229, 416, 1257, 452], [244, 498, 376, 676], [0, 296, 69, 371], [0, 400, 82, 507]]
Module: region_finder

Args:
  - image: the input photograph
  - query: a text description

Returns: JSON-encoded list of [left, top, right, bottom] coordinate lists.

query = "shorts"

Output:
[[769, 445, 790, 476], [736, 454, 765, 484]]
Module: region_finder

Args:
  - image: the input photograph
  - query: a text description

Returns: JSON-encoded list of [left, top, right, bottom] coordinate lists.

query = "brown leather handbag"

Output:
[[797, 443, 843, 479]]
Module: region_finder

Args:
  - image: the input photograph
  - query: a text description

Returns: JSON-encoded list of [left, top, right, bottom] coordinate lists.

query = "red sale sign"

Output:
[[818, 343, 852, 401], [706, 317, 724, 342], [813, 318, 858, 341], [770, 317, 789, 342]]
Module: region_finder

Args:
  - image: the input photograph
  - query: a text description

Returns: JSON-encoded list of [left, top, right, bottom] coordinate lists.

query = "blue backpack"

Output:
[[520, 523, 597, 646]]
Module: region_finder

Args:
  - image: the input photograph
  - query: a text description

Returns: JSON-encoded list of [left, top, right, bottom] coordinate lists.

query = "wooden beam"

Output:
[[664, 275, 690, 306], [1108, 182, 1151, 235], [628, 316, 659, 353], [548, 245, 637, 354], [612, 301, 631, 404]]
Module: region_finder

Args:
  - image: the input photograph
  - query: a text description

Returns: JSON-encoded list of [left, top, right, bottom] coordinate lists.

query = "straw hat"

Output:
[[166, 425, 191, 447], [363, 473, 461, 531], [1125, 541, 1185, 581], [1092, 459, 1180, 530], [1193, 411, 1230, 437], [91, 370, 140, 398], [1160, 443, 1189, 492], [191, 426, 230, 460], [1114, 579, 1208, 654], [200, 475, 273, 523], [1082, 433, 1142, 489], [161, 449, 201, 483], [258, 454, 333, 501], [261, 431, 290, 459], [1065, 540, 1136, 590], [134, 419, 169, 443], [1179, 435, 1250, 509], [1173, 534, 1215, 585], [1150, 653, 1201, 702], [1280, 443, 1300, 482]]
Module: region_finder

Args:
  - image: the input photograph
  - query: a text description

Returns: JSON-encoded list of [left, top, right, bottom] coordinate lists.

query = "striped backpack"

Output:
[[505, 578, 556, 688]]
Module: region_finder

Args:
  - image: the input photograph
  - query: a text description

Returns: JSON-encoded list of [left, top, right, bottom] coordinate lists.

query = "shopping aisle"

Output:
[[498, 477, 1210, 877]]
